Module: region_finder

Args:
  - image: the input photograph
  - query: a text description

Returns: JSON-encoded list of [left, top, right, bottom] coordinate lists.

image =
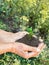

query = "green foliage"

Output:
[[0, 19, 10, 31], [26, 27, 34, 38], [0, 0, 49, 37], [0, 0, 49, 35]]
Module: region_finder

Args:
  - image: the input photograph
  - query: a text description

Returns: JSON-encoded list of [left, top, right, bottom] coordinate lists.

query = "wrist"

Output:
[[10, 42, 16, 53], [5, 42, 14, 54], [8, 42, 14, 53], [10, 42, 18, 54], [0, 42, 14, 54]]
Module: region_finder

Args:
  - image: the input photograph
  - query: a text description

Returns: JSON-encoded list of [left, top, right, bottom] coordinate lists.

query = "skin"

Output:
[[0, 29, 46, 59]]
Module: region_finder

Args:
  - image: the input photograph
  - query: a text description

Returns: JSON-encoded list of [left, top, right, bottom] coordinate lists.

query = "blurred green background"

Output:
[[0, 0, 49, 65]]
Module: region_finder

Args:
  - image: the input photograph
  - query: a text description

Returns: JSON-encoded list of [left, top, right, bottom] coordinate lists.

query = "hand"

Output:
[[0, 30, 28, 42], [0, 41, 45, 58], [13, 31, 29, 42], [0, 30, 46, 59], [11, 42, 45, 59]]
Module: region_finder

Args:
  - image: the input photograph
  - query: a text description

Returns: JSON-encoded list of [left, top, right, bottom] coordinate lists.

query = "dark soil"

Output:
[[16, 34, 43, 47]]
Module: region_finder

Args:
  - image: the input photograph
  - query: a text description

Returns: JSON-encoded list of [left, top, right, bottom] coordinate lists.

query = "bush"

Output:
[[0, 0, 49, 38]]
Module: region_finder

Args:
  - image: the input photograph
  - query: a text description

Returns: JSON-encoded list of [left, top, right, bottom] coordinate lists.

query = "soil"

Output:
[[16, 34, 43, 47]]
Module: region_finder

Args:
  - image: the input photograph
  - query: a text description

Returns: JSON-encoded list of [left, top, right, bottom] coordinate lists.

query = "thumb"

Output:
[[15, 31, 29, 41]]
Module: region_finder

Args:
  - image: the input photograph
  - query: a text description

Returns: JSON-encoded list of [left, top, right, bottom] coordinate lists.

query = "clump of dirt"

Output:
[[16, 34, 43, 47]]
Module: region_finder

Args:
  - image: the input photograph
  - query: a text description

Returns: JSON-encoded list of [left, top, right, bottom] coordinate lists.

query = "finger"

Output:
[[14, 48, 26, 58], [21, 31, 29, 34], [24, 45, 37, 52], [17, 31, 29, 36], [27, 51, 40, 58], [37, 44, 46, 55], [38, 43, 45, 50], [15, 31, 29, 40], [39, 38, 43, 42], [19, 31, 29, 37], [24, 52, 38, 59], [14, 48, 38, 59], [21, 43, 39, 52], [17, 43, 40, 52], [13, 46, 37, 59]]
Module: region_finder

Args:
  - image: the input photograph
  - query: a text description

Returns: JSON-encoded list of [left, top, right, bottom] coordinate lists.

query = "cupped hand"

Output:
[[13, 31, 29, 42], [0, 30, 46, 59], [0, 30, 28, 42], [11, 42, 45, 59]]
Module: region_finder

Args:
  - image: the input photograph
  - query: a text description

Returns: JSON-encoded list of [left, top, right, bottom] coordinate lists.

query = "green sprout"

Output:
[[26, 27, 34, 38]]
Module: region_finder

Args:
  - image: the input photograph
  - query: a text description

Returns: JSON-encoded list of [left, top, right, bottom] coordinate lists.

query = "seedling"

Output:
[[26, 27, 34, 39]]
